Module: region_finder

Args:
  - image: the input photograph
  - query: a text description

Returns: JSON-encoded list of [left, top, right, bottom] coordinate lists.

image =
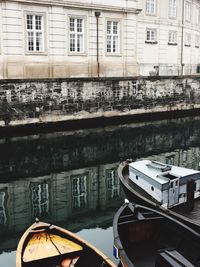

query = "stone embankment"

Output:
[[0, 76, 200, 128]]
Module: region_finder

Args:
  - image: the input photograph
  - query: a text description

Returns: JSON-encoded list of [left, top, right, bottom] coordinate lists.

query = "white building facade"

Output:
[[0, 0, 200, 79]]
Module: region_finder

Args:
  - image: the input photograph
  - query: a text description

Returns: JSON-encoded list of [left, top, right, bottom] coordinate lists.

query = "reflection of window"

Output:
[[31, 183, 49, 217], [107, 169, 120, 200], [183, 150, 187, 162], [0, 192, 6, 225], [26, 14, 44, 52], [166, 155, 175, 165], [72, 174, 87, 209]]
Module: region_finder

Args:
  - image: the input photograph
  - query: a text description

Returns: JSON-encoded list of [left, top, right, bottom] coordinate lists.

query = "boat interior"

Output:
[[21, 225, 110, 267], [117, 204, 200, 267]]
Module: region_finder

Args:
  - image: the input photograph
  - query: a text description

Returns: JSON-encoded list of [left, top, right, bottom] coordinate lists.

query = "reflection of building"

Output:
[[147, 147, 200, 171], [0, 163, 123, 241]]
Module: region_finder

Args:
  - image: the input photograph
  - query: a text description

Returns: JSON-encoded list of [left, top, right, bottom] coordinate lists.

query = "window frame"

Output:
[[169, 0, 177, 18], [185, 32, 191, 47], [168, 30, 177, 45], [25, 12, 45, 54], [145, 28, 157, 43], [68, 16, 86, 55], [195, 34, 200, 48], [196, 7, 200, 25], [185, 1, 191, 22], [106, 19, 121, 56], [146, 0, 156, 15]]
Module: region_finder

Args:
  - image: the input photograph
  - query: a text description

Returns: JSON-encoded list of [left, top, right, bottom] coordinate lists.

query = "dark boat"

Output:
[[113, 202, 200, 267], [16, 220, 116, 267], [118, 159, 200, 229]]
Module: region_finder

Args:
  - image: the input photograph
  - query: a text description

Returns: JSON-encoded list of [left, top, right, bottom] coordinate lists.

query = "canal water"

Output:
[[1, 115, 200, 267]]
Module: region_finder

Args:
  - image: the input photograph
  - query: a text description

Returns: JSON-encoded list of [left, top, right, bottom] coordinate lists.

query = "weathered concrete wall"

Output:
[[0, 76, 200, 126]]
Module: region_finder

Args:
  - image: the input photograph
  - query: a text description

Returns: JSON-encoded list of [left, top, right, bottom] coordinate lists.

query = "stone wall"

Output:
[[0, 76, 200, 127]]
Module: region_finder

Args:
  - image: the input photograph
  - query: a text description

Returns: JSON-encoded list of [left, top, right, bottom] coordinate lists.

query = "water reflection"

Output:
[[1, 116, 200, 266]]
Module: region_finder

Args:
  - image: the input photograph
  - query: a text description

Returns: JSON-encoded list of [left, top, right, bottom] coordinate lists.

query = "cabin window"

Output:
[[0, 191, 7, 225], [72, 174, 87, 209], [151, 186, 154, 191], [106, 169, 120, 200], [175, 180, 178, 186], [136, 175, 138, 180], [31, 183, 49, 218]]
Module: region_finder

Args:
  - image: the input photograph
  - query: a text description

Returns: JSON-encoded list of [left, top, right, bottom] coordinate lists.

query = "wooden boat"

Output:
[[118, 159, 200, 228], [113, 202, 200, 267], [16, 220, 116, 267]]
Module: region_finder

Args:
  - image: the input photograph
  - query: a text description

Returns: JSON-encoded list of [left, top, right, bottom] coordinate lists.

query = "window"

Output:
[[196, 7, 200, 24], [169, 0, 176, 18], [168, 30, 177, 44], [185, 1, 191, 21], [195, 35, 200, 48], [69, 17, 84, 53], [106, 21, 120, 54], [26, 14, 44, 52], [146, 28, 157, 43], [107, 169, 120, 200], [185, 33, 191, 46], [146, 0, 156, 15], [72, 174, 87, 209], [31, 183, 49, 218]]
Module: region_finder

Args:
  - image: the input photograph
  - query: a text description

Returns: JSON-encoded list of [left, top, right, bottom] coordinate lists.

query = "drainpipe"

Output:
[[180, 0, 185, 75], [95, 11, 101, 77]]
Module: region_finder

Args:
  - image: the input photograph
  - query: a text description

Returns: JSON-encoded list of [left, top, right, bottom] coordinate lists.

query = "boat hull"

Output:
[[118, 160, 200, 231], [16, 221, 116, 267], [113, 202, 200, 267]]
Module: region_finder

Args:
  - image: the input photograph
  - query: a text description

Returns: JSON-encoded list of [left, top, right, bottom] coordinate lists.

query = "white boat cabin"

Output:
[[129, 160, 200, 208]]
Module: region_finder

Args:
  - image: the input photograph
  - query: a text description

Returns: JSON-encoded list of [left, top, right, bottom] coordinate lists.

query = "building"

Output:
[[0, 0, 141, 79], [138, 0, 200, 76], [0, 0, 200, 78]]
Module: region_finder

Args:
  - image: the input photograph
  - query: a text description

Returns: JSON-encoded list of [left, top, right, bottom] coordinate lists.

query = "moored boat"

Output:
[[113, 202, 200, 267], [16, 220, 116, 267], [118, 159, 200, 228]]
